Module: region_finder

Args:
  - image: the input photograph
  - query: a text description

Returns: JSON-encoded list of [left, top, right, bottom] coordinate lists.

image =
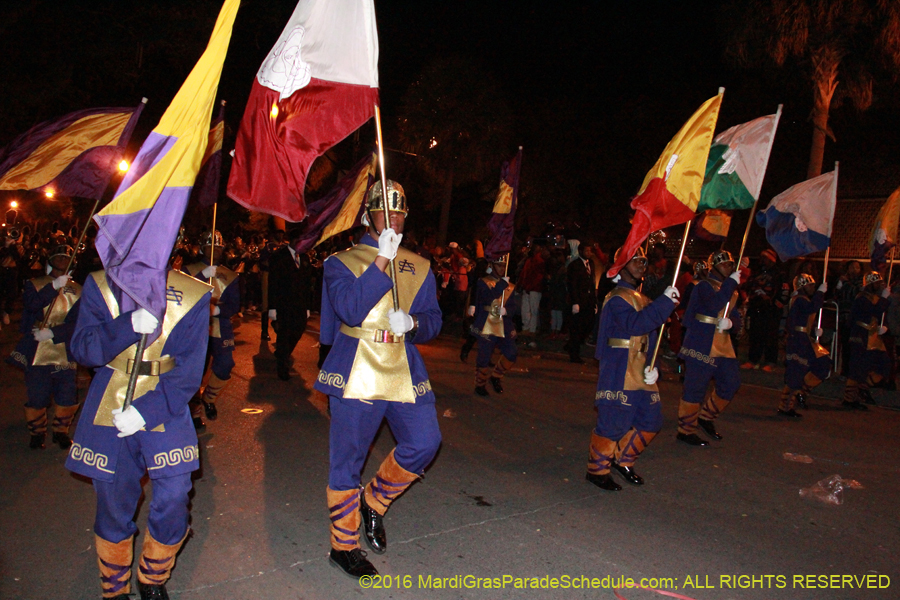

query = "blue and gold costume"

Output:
[[843, 288, 890, 408], [472, 272, 518, 394], [315, 234, 442, 560], [8, 275, 81, 449], [66, 270, 210, 599], [587, 281, 674, 482], [781, 288, 829, 413], [677, 270, 741, 440]]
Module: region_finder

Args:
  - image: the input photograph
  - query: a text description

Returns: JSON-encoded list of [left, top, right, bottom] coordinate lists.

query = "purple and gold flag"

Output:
[[484, 146, 522, 260], [0, 101, 146, 199], [190, 101, 226, 208], [94, 0, 239, 325]]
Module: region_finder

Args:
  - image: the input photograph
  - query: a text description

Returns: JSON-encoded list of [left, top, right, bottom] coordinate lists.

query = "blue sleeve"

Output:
[[608, 294, 675, 336], [70, 277, 142, 368], [131, 292, 211, 431], [408, 270, 442, 344], [25, 281, 58, 312], [811, 291, 825, 313], [323, 256, 393, 327], [696, 278, 738, 315]]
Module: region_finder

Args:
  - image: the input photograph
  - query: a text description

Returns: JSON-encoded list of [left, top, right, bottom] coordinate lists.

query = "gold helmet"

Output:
[[366, 180, 408, 215], [693, 258, 709, 278], [200, 230, 224, 248], [613, 245, 647, 267], [793, 273, 816, 291], [708, 250, 735, 268], [865, 271, 884, 286]]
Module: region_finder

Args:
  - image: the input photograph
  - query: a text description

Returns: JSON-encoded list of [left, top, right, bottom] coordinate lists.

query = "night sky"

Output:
[[2, 0, 898, 247]]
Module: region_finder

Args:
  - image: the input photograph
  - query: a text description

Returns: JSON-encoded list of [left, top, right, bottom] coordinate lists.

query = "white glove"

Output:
[[878, 325, 889, 335], [572, 304, 580, 314], [467, 305, 476, 317], [131, 308, 159, 334], [663, 286, 680, 304], [500, 306, 507, 316], [643, 366, 659, 385], [388, 308, 415, 335], [717, 317, 733, 331], [881, 288, 891, 298], [836, 280, 844, 290], [307, 310, 311, 318], [814, 328, 824, 337], [111, 406, 146, 438], [502, 276, 510, 282], [818, 282, 828, 293], [33, 328, 54, 342], [729, 271, 741, 284], [211, 306, 221, 316], [377, 228, 402, 260], [201, 265, 217, 279], [268, 309, 277, 320], [52, 274, 70, 290]]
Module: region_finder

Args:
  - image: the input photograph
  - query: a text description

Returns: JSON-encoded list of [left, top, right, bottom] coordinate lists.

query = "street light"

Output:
[[9, 200, 17, 208], [119, 160, 129, 172], [45, 190, 54, 198]]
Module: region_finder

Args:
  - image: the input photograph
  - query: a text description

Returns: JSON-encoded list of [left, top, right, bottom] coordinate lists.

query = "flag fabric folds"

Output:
[[293, 152, 376, 253], [0, 101, 146, 199], [485, 147, 523, 260], [190, 101, 226, 208], [93, 0, 239, 325], [698, 109, 781, 212], [607, 92, 723, 277], [755, 168, 838, 262], [869, 185, 900, 272], [227, 0, 380, 223], [693, 209, 732, 242]]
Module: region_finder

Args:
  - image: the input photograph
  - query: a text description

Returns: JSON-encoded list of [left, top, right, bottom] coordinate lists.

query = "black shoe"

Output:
[[776, 408, 803, 418], [29, 434, 45, 450], [360, 493, 386, 554], [192, 416, 206, 431], [676, 432, 709, 447], [569, 355, 584, 364], [697, 418, 723, 440], [52, 432, 72, 450], [585, 472, 622, 491], [489, 376, 504, 394], [859, 388, 876, 405], [841, 400, 868, 411], [611, 461, 644, 485], [474, 385, 489, 397], [329, 548, 378, 579], [202, 400, 218, 420], [138, 582, 170, 600], [795, 392, 808, 409], [459, 349, 469, 363]]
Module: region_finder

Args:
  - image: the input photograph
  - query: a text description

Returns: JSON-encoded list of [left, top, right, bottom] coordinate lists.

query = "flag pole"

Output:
[[374, 104, 399, 310], [122, 334, 149, 410], [208, 201, 218, 283], [818, 161, 838, 335], [648, 219, 692, 371]]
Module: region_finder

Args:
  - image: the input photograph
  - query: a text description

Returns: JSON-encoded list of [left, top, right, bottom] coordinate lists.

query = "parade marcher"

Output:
[[565, 239, 597, 363], [7, 245, 81, 449], [268, 227, 314, 381], [586, 247, 679, 491], [471, 255, 519, 396], [183, 230, 240, 427], [315, 180, 442, 578], [780, 274, 829, 417], [842, 271, 891, 410], [676, 251, 744, 445], [66, 267, 211, 600], [833, 260, 863, 376], [741, 248, 788, 371], [1, 225, 25, 327], [259, 229, 285, 341]]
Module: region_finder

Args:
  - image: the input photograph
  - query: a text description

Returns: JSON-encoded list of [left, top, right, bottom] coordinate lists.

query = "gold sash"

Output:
[[31, 276, 82, 367], [603, 287, 655, 392], [91, 270, 211, 429], [480, 276, 514, 338], [184, 262, 238, 339], [334, 244, 429, 403], [703, 277, 737, 359]]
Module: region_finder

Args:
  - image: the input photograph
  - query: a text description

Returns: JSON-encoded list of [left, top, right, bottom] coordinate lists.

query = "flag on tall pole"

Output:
[[869, 185, 900, 272], [93, 0, 239, 324], [607, 91, 723, 277], [0, 100, 146, 199], [227, 0, 380, 223], [693, 209, 732, 242], [755, 166, 838, 262], [484, 147, 523, 260], [190, 100, 226, 208]]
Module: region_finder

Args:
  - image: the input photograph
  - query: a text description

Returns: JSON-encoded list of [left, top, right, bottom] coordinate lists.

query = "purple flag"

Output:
[[190, 101, 226, 208], [484, 147, 522, 260]]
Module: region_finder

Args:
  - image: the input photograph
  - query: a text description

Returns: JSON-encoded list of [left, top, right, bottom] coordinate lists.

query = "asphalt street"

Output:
[[1, 311, 898, 600]]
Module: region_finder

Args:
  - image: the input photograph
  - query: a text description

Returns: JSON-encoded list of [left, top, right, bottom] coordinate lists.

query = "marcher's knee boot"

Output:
[[612, 429, 657, 485], [201, 374, 229, 420], [361, 450, 418, 554], [51, 403, 79, 450], [136, 529, 188, 599], [96, 534, 134, 599], [585, 432, 621, 491], [25, 406, 47, 449]]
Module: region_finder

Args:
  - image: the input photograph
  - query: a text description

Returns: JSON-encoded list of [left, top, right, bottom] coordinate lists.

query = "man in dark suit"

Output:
[[268, 228, 314, 380], [565, 240, 597, 363]]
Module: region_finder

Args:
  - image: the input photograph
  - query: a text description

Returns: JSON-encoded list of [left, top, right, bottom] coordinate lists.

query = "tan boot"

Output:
[[96, 534, 134, 598], [137, 529, 189, 588], [612, 429, 657, 485], [327, 487, 361, 552], [200, 373, 229, 420], [361, 450, 419, 554], [25, 407, 47, 449], [51, 403, 79, 450]]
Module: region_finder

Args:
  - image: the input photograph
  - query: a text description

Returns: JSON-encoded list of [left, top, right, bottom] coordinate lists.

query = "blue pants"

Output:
[[209, 339, 235, 381], [475, 334, 517, 368], [24, 366, 77, 409], [595, 390, 662, 439], [682, 357, 741, 404], [329, 396, 441, 491], [848, 346, 890, 383], [92, 436, 193, 545], [785, 354, 830, 390]]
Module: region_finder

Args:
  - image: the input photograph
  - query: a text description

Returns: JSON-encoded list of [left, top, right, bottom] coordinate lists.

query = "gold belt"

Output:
[[340, 323, 404, 343], [695, 314, 718, 325], [608, 338, 647, 352], [794, 326, 809, 333], [107, 355, 175, 376], [856, 321, 875, 331]]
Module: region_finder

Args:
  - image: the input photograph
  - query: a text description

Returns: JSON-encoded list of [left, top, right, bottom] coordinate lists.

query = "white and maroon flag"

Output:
[[227, 0, 380, 222]]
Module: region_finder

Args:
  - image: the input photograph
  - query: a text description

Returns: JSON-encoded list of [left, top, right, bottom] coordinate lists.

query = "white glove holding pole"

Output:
[[878, 325, 889, 335], [881, 288, 891, 299], [729, 271, 742, 284], [112, 406, 146, 438], [377, 228, 402, 260], [572, 304, 580, 314], [201, 265, 217, 279], [33, 328, 54, 342], [388, 308, 415, 335], [663, 286, 680, 304], [717, 317, 733, 331], [814, 328, 824, 337], [131, 308, 158, 334], [52, 274, 70, 290], [467, 305, 476, 317], [643, 366, 659, 385], [818, 282, 828, 293], [500, 307, 507, 316]]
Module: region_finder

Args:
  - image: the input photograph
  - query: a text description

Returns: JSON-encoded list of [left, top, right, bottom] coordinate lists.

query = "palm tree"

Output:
[[396, 55, 514, 245], [728, 0, 900, 177]]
